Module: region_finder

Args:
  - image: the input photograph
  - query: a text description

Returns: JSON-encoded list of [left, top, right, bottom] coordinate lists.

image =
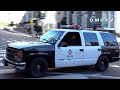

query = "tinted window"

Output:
[[61, 32, 81, 46], [83, 32, 99, 46], [100, 33, 118, 46]]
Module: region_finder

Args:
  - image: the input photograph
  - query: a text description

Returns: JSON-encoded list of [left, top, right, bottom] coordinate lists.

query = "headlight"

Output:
[[14, 51, 23, 61]]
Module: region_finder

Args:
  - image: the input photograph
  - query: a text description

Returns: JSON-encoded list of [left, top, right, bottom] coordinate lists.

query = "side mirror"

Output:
[[58, 42, 67, 47], [37, 35, 41, 42]]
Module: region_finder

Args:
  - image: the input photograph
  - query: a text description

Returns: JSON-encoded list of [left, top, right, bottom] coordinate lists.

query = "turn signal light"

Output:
[[17, 51, 22, 58]]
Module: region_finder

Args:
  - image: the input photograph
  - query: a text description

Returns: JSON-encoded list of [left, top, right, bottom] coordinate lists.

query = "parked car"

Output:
[[0, 26, 4, 30], [3, 26, 14, 31]]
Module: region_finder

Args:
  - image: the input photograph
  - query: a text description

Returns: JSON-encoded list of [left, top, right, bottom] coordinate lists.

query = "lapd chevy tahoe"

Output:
[[2, 26, 120, 78]]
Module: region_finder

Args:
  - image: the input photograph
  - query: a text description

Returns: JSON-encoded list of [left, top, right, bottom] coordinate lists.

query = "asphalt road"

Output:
[[0, 29, 120, 79], [0, 29, 37, 49]]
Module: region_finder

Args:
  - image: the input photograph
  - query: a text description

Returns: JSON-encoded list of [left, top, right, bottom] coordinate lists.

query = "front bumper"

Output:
[[2, 56, 26, 70]]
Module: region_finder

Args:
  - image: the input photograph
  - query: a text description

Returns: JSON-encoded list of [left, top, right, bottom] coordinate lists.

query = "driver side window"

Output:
[[60, 32, 81, 46]]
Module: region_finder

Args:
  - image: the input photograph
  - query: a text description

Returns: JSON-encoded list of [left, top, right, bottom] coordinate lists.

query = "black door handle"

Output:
[[98, 49, 101, 51], [80, 49, 84, 51]]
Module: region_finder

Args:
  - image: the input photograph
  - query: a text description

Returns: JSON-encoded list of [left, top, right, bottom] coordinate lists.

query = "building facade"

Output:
[[38, 11, 116, 34], [20, 11, 46, 35], [20, 11, 119, 35]]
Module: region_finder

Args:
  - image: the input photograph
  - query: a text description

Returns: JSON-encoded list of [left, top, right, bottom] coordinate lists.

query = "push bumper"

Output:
[[2, 56, 26, 70]]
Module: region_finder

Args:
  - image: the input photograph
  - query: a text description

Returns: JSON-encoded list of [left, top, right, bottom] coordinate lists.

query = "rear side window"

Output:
[[100, 33, 118, 46], [83, 32, 99, 46]]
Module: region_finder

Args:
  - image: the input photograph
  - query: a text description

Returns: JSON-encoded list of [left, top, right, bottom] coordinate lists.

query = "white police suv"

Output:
[[2, 25, 120, 78]]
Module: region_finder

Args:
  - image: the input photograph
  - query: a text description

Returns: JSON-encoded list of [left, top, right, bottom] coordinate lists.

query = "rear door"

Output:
[[82, 32, 101, 65]]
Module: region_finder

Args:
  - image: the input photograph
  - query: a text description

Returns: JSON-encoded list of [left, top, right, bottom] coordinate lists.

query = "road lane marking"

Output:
[[110, 65, 120, 68], [0, 69, 15, 74], [85, 74, 120, 79], [29, 73, 89, 79], [47, 72, 120, 79]]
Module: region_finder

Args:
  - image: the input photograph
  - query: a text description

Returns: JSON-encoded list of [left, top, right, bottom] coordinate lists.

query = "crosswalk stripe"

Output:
[[0, 50, 6, 52], [0, 63, 4, 66], [0, 52, 6, 54], [0, 58, 3, 60], [0, 54, 5, 57]]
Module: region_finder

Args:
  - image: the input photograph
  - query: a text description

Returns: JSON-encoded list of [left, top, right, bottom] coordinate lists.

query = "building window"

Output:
[[50, 24, 53, 29], [69, 11, 73, 25], [77, 15, 81, 25], [87, 11, 92, 28], [96, 11, 102, 27], [28, 12, 31, 20], [57, 11, 61, 15], [87, 11, 102, 28], [33, 11, 36, 18], [110, 11, 114, 28], [64, 11, 67, 17], [77, 11, 82, 25], [102, 11, 108, 28]]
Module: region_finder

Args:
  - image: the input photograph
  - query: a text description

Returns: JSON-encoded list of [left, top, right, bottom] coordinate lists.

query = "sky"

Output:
[[0, 11, 26, 24]]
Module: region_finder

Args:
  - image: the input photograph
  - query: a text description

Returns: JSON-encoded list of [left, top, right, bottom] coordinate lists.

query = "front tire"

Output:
[[29, 58, 48, 78], [95, 56, 109, 71]]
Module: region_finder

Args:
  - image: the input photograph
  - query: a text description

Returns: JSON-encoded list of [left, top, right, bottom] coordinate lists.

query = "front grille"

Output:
[[6, 47, 17, 61]]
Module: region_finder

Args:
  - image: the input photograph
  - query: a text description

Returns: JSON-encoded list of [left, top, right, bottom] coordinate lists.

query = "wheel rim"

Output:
[[100, 58, 108, 70], [33, 64, 42, 76], [35, 65, 41, 72], [101, 61, 105, 69]]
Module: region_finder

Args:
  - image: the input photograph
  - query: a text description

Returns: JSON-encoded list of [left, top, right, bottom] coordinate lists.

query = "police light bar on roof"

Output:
[[61, 25, 81, 29]]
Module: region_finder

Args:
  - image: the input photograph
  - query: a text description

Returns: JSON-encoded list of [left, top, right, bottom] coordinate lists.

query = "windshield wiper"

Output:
[[43, 39, 49, 43]]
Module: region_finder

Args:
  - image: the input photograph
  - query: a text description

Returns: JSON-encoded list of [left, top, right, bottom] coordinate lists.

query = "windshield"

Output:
[[39, 30, 64, 45]]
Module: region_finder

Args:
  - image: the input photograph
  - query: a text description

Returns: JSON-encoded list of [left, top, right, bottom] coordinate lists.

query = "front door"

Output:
[[55, 32, 84, 68]]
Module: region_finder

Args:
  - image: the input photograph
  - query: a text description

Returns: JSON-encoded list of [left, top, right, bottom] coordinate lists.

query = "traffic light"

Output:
[[28, 20, 37, 23], [9, 21, 14, 26], [29, 20, 33, 23]]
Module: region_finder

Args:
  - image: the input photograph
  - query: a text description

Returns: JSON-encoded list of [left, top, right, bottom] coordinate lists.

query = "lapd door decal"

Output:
[[67, 49, 73, 59]]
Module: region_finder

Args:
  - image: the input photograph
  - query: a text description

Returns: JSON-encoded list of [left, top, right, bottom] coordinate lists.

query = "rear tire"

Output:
[[95, 56, 109, 71], [28, 58, 48, 78]]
